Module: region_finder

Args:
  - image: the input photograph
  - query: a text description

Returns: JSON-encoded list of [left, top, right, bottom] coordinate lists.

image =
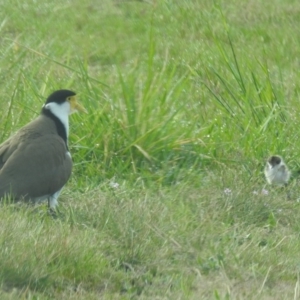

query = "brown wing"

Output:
[[0, 137, 14, 170], [0, 133, 72, 199]]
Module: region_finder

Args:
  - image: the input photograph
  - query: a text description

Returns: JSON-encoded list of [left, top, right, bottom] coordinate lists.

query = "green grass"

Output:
[[1, 0, 300, 298]]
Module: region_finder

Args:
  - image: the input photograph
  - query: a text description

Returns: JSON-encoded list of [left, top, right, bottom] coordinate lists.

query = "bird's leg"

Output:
[[47, 190, 62, 217], [284, 183, 291, 200], [47, 197, 57, 217]]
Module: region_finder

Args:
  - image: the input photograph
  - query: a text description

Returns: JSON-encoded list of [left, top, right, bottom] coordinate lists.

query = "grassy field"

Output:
[[1, 0, 300, 299]]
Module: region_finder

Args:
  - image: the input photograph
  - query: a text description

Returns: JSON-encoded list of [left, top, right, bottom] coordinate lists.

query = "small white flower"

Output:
[[261, 189, 269, 195], [224, 188, 232, 195], [252, 191, 259, 195], [109, 182, 119, 189]]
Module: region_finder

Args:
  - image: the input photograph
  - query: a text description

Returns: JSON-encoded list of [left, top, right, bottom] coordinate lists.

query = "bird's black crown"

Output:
[[268, 155, 282, 166], [45, 90, 76, 105]]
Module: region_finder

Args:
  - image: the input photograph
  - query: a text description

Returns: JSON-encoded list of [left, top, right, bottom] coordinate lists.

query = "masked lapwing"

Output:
[[264, 155, 291, 200], [264, 155, 290, 186], [0, 89, 86, 210]]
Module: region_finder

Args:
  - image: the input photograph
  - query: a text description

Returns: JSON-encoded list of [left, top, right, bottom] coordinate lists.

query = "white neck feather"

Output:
[[44, 101, 71, 137]]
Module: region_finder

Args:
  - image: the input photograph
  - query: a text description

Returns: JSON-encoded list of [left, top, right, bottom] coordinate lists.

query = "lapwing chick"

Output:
[[264, 155, 290, 186], [0, 89, 86, 211]]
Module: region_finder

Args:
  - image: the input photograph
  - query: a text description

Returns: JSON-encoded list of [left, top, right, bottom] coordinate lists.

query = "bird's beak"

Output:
[[69, 96, 87, 113]]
